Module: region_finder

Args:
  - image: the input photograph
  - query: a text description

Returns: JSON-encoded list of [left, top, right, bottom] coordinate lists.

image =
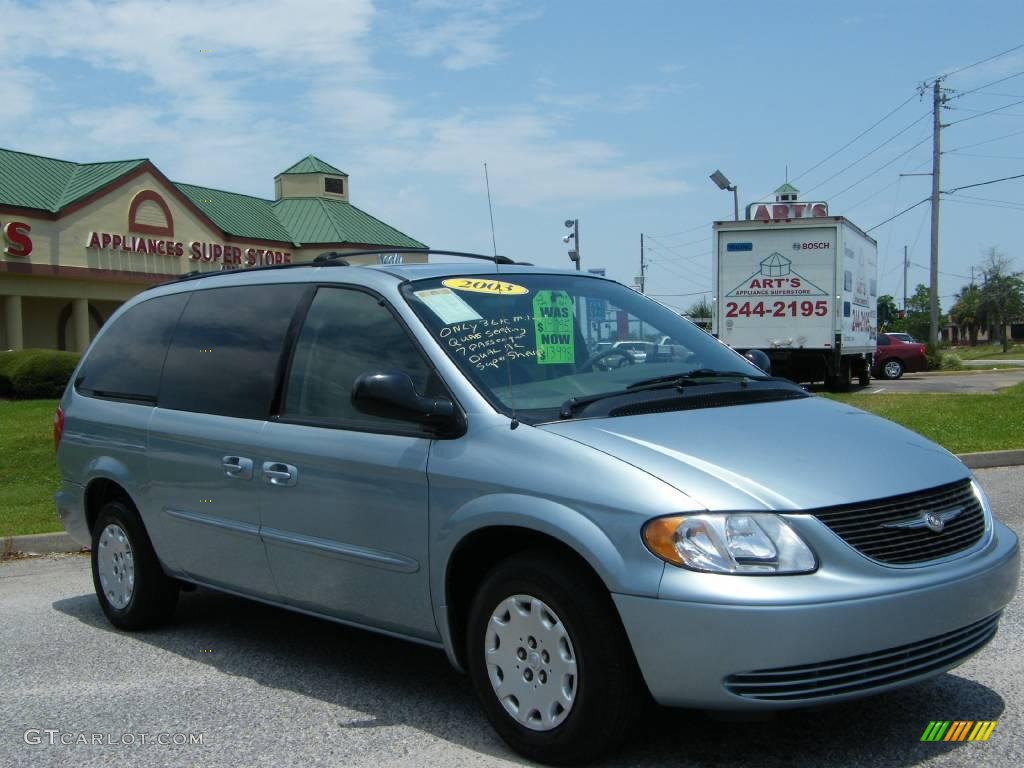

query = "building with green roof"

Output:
[[0, 147, 426, 351]]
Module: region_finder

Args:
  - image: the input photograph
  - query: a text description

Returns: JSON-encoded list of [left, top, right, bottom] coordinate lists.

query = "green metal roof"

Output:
[[0, 148, 144, 212], [273, 198, 425, 247], [774, 182, 800, 195], [0, 147, 422, 248], [276, 155, 348, 177], [175, 183, 295, 243]]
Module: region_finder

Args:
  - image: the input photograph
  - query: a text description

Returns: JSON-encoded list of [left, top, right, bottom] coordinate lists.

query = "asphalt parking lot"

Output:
[[2, 466, 1022, 768], [855, 369, 1024, 395]]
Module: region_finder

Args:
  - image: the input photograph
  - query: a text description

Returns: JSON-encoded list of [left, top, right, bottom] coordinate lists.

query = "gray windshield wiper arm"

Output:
[[559, 374, 734, 419], [626, 370, 765, 390]]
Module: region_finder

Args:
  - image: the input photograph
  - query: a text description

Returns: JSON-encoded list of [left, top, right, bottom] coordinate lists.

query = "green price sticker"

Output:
[[532, 290, 575, 365]]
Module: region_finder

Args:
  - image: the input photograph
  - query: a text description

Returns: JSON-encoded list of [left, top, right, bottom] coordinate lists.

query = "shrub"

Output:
[[925, 343, 943, 372], [0, 349, 80, 399], [940, 353, 964, 371]]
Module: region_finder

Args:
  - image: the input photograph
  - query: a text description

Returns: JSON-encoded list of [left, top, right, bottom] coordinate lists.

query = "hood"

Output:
[[538, 396, 968, 511]]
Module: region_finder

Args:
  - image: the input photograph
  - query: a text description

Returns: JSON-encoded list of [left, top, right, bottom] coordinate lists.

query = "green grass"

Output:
[[952, 343, 1024, 360], [824, 382, 1024, 454], [2, 387, 1022, 537], [0, 399, 62, 537]]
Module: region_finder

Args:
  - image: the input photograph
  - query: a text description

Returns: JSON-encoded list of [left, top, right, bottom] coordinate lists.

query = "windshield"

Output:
[[402, 272, 764, 421]]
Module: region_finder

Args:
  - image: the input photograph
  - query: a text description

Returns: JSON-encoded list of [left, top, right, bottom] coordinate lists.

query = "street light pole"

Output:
[[710, 170, 740, 221], [563, 218, 581, 271]]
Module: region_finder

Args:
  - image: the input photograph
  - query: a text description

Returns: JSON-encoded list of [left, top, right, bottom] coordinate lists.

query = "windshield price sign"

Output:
[[533, 290, 575, 365]]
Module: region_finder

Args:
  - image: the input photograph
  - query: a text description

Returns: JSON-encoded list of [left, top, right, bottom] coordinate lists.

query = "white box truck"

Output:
[[711, 217, 878, 390]]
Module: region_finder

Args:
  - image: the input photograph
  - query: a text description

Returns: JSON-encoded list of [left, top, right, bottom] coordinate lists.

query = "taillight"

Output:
[[54, 406, 64, 451]]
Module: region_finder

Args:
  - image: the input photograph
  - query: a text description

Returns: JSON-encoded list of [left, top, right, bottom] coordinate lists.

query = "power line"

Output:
[[786, 93, 918, 187], [866, 196, 930, 232], [954, 192, 1024, 206], [803, 112, 931, 194], [947, 104, 1024, 117], [943, 172, 1024, 193], [943, 197, 1024, 213], [947, 69, 1024, 99], [826, 134, 932, 200], [945, 152, 1024, 160], [944, 127, 1024, 152], [945, 97, 1024, 126], [644, 234, 709, 253], [934, 42, 1024, 80]]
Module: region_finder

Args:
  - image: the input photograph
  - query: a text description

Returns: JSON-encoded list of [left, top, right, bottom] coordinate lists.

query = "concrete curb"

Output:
[[3, 449, 1024, 555], [1, 531, 87, 557], [957, 450, 1024, 470]]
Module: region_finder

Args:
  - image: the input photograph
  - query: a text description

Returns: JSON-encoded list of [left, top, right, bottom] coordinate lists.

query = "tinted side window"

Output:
[[877, 335, 891, 346], [159, 284, 307, 419], [283, 287, 435, 427], [77, 293, 189, 401]]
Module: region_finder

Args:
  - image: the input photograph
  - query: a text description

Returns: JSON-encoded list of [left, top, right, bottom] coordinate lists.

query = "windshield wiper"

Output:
[[626, 369, 765, 389], [559, 371, 761, 419]]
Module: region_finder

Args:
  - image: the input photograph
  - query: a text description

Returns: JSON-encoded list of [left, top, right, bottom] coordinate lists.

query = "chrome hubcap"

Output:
[[485, 594, 577, 731], [885, 361, 901, 377], [97, 523, 135, 610]]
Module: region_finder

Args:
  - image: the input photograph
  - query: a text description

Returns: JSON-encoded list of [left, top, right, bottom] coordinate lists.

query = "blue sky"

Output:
[[4, 0, 1024, 313]]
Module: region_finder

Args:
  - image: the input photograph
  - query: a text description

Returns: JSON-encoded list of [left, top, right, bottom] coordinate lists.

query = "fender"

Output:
[[431, 492, 667, 668], [82, 457, 181, 571]]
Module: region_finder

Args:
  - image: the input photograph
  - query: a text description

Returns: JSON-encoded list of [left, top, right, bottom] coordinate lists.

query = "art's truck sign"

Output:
[[712, 217, 878, 386]]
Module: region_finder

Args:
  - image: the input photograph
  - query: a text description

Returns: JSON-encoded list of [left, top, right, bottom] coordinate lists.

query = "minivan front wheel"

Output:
[[466, 553, 642, 765], [91, 500, 178, 630]]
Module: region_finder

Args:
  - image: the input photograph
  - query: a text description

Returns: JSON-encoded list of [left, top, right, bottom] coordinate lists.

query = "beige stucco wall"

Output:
[[0, 168, 428, 351], [278, 173, 348, 202]]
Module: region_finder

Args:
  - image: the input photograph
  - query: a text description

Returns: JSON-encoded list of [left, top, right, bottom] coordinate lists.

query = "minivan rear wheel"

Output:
[[91, 499, 178, 630], [466, 552, 642, 765]]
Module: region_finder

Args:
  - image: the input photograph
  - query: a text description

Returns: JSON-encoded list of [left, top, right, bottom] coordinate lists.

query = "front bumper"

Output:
[[614, 519, 1019, 709]]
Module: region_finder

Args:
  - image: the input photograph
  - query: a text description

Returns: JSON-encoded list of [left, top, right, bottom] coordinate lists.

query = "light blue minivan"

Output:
[[55, 252, 1019, 764]]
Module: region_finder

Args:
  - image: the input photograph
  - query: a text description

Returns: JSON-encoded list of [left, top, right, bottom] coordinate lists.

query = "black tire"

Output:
[[880, 358, 904, 380], [91, 499, 178, 631], [466, 552, 643, 765], [858, 362, 871, 386]]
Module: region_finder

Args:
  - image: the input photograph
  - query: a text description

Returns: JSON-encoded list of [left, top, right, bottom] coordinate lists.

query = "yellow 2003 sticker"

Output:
[[441, 278, 528, 296]]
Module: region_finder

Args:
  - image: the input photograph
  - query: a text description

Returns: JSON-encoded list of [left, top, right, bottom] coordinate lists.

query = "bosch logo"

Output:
[[798, 242, 831, 250], [792, 243, 801, 250]]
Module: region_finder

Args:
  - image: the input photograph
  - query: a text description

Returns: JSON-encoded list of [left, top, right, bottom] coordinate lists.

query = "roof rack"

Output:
[[315, 248, 522, 265], [146, 248, 527, 292]]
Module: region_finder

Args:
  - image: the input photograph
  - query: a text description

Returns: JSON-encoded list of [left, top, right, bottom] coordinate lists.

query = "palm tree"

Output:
[[949, 284, 982, 346]]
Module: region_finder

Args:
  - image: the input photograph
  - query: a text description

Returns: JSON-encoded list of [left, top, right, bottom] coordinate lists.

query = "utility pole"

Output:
[[928, 79, 945, 347], [903, 245, 908, 312], [640, 233, 646, 294]]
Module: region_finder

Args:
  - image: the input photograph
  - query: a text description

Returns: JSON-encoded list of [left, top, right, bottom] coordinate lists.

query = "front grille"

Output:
[[725, 612, 1001, 701], [813, 479, 986, 565]]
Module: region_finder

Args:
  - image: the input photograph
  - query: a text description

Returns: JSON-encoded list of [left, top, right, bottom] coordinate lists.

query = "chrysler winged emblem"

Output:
[[882, 506, 962, 533]]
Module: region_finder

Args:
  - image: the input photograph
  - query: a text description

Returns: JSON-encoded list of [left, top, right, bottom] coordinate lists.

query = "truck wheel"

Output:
[[466, 552, 643, 765], [858, 362, 871, 386], [91, 499, 179, 631], [881, 359, 904, 380]]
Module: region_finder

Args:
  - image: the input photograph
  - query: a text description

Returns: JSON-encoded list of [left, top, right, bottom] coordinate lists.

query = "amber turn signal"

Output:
[[642, 516, 687, 566]]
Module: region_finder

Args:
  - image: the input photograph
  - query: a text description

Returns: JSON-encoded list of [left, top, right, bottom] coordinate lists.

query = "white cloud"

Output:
[[2, 0, 686, 209]]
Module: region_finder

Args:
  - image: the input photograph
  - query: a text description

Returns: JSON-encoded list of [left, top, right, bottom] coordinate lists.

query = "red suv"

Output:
[[873, 333, 927, 379]]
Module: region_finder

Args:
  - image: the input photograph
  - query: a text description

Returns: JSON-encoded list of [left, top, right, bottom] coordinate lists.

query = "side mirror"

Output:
[[743, 349, 772, 375], [351, 371, 462, 434]]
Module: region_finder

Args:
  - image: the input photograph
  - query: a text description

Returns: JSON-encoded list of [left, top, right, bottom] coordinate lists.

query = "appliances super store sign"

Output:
[[86, 231, 292, 267]]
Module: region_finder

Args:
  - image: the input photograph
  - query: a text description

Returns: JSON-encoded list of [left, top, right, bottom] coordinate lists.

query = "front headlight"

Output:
[[643, 513, 817, 574]]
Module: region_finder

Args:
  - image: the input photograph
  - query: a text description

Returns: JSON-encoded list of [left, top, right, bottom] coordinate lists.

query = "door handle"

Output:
[[222, 456, 253, 480], [262, 461, 298, 487]]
